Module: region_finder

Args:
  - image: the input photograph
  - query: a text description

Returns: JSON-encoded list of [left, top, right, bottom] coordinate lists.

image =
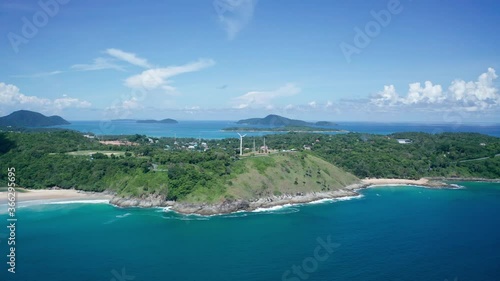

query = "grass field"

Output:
[[225, 152, 359, 200], [66, 150, 126, 156]]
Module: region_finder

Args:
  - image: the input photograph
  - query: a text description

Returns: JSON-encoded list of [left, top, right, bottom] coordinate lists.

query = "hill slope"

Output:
[[185, 152, 359, 202], [0, 110, 70, 127]]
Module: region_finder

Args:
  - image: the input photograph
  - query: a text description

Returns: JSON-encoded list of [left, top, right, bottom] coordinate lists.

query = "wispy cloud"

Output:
[[105, 48, 152, 68], [124, 58, 216, 91], [71, 57, 125, 72], [11, 70, 64, 78], [232, 83, 301, 109], [215, 0, 257, 40]]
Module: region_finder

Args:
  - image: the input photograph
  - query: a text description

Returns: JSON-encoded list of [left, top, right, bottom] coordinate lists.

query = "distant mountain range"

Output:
[[236, 114, 336, 126], [0, 110, 70, 127], [136, 119, 178, 124]]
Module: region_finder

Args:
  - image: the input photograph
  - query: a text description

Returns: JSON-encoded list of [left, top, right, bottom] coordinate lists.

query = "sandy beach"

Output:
[[0, 188, 113, 204], [361, 178, 430, 186]]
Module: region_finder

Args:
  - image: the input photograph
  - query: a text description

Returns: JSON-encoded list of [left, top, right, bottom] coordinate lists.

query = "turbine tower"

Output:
[[237, 133, 247, 156]]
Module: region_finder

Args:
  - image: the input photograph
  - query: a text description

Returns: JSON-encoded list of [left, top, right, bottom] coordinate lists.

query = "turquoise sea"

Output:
[[1, 182, 500, 281], [50, 121, 500, 138]]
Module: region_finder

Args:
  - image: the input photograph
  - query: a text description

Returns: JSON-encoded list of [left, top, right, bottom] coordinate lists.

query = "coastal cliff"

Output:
[[108, 177, 459, 216], [109, 153, 363, 215], [109, 186, 364, 215]]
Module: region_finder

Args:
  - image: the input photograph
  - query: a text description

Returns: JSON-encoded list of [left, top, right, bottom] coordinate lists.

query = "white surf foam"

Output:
[[252, 204, 292, 213], [116, 213, 131, 218]]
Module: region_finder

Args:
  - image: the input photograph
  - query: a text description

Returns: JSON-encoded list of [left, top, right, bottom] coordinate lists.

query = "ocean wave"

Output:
[[252, 204, 293, 213], [309, 194, 364, 204], [116, 213, 131, 218], [448, 184, 466, 189], [161, 215, 210, 221], [221, 213, 248, 218]]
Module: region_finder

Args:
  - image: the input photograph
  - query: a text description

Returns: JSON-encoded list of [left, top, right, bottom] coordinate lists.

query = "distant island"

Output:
[[136, 119, 178, 124], [0, 110, 70, 127], [223, 126, 345, 133], [315, 121, 337, 126], [236, 114, 337, 127]]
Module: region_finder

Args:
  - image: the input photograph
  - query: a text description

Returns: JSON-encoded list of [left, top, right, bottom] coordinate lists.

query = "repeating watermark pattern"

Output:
[[6, 167, 17, 274], [98, 81, 149, 136], [281, 235, 340, 281], [339, 0, 408, 63], [110, 267, 135, 281], [7, 0, 70, 54], [213, 0, 244, 21]]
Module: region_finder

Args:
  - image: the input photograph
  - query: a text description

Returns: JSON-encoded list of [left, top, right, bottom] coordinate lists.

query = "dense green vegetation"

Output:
[[263, 132, 500, 179], [0, 131, 236, 201], [0, 130, 499, 202]]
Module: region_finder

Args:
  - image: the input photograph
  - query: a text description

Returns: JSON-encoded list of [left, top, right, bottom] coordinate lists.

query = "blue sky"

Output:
[[1, 0, 499, 122]]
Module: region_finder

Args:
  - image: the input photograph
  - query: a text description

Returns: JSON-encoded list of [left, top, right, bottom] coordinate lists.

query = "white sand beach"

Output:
[[0, 188, 113, 204], [361, 178, 430, 186]]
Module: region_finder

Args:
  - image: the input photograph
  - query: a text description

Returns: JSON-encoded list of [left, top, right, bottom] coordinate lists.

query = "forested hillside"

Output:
[[0, 130, 499, 202]]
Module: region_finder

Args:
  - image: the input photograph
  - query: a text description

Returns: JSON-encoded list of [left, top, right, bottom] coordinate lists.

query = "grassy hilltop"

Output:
[[185, 153, 358, 203]]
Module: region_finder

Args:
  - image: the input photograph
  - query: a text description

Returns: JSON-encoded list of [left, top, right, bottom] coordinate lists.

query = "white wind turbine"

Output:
[[237, 133, 247, 156]]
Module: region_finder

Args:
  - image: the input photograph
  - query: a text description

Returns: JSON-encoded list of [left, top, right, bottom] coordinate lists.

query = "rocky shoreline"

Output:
[[109, 183, 367, 216], [108, 178, 480, 216], [109, 188, 364, 216]]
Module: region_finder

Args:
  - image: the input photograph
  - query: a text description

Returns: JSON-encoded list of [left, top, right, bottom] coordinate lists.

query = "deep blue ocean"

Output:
[[1, 182, 500, 281], [50, 120, 500, 138]]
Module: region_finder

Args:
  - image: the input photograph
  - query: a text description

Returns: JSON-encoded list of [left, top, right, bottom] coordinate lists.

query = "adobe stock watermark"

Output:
[[339, 0, 409, 63], [7, 0, 70, 54], [110, 267, 135, 281], [213, 0, 244, 21], [281, 235, 340, 281]]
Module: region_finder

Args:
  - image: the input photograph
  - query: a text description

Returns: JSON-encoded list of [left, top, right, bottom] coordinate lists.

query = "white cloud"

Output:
[[370, 68, 500, 112], [72, 57, 125, 71], [308, 101, 317, 108], [232, 83, 301, 109], [371, 85, 399, 106], [104, 97, 143, 119], [215, 0, 256, 40], [404, 81, 444, 104], [448, 67, 498, 111], [0, 82, 91, 114], [124, 59, 215, 91], [105, 48, 152, 68], [53, 97, 92, 110]]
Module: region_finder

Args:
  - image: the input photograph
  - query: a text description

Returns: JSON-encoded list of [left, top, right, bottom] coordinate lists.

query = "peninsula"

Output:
[[1, 119, 499, 215]]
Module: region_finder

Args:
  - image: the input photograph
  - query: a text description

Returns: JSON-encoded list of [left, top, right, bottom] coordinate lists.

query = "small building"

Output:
[[396, 139, 412, 144]]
